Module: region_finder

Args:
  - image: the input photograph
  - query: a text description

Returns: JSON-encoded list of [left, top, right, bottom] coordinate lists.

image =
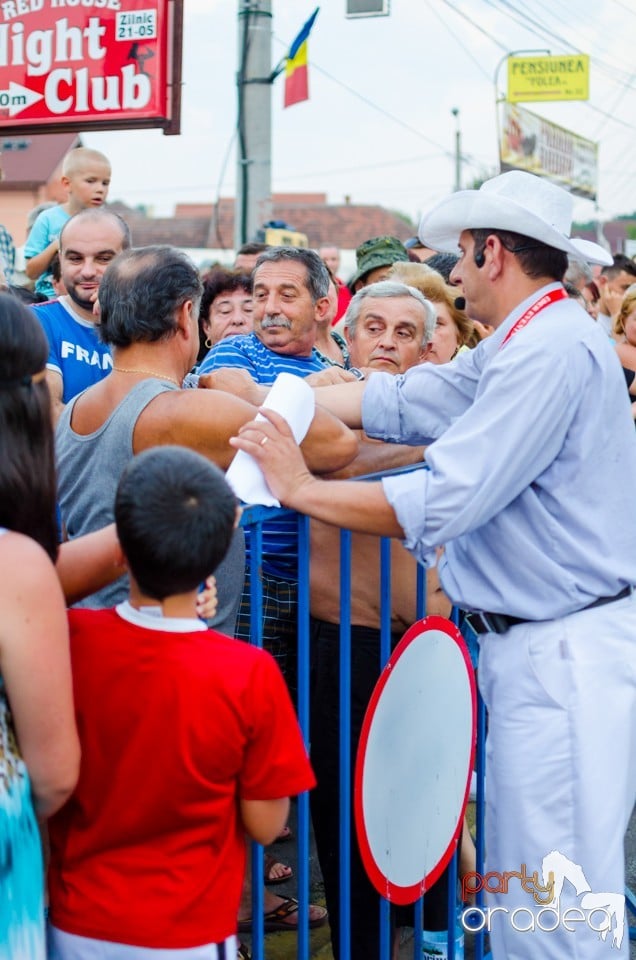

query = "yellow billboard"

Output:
[[507, 55, 589, 103]]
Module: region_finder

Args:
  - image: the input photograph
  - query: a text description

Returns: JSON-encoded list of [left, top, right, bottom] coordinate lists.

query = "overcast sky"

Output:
[[84, 0, 636, 232]]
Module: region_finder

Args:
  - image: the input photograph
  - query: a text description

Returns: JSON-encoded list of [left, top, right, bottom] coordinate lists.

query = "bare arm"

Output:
[[46, 369, 65, 425], [25, 238, 59, 281], [304, 367, 359, 387], [615, 341, 636, 373], [231, 408, 403, 537], [135, 388, 358, 475], [312, 380, 367, 428], [323, 430, 425, 480], [203, 369, 368, 430], [56, 524, 126, 606], [301, 403, 358, 474], [197, 369, 269, 407], [0, 533, 80, 819], [240, 796, 290, 846]]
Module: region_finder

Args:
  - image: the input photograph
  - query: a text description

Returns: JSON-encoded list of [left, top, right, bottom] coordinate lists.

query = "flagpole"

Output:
[[235, 0, 274, 249]]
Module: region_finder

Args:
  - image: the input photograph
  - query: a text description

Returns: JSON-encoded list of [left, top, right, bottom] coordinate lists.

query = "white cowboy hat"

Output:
[[418, 171, 612, 266]]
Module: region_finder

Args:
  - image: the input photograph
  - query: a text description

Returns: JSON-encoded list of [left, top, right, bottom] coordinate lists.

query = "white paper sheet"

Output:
[[225, 372, 315, 506]]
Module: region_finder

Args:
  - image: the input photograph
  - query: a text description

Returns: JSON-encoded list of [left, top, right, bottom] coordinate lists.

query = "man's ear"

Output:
[[177, 299, 196, 337], [314, 295, 331, 323]]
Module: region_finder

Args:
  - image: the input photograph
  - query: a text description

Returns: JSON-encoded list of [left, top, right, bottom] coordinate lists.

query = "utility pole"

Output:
[[493, 48, 549, 176], [451, 107, 461, 192], [235, 0, 273, 249]]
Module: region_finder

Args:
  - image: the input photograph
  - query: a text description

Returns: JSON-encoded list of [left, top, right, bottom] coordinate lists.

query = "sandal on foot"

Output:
[[274, 824, 293, 842], [264, 853, 293, 885], [237, 943, 251, 960], [238, 897, 327, 933]]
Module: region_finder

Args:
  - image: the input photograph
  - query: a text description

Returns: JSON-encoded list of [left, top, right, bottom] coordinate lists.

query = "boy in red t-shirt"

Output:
[[47, 446, 316, 959]]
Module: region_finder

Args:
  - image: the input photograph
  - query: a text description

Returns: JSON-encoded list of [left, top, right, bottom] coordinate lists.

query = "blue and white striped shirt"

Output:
[[198, 333, 325, 383]]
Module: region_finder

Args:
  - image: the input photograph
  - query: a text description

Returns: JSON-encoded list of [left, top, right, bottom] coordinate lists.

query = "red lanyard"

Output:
[[498, 287, 568, 350]]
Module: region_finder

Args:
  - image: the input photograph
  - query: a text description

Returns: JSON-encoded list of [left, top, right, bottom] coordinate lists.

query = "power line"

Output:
[[425, 0, 493, 83], [606, 0, 636, 18], [485, 0, 635, 85], [298, 59, 455, 158], [437, 0, 508, 52], [528, 0, 633, 75], [442, 0, 636, 133], [272, 29, 475, 165], [211, 129, 237, 250]]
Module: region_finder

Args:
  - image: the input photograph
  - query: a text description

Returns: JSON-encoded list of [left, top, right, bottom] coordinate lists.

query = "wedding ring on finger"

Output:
[[260, 436, 269, 446]]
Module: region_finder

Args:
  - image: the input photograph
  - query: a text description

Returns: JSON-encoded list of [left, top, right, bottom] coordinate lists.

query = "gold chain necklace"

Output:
[[112, 367, 181, 388]]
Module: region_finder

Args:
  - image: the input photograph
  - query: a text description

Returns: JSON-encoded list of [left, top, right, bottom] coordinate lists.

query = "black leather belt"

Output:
[[464, 585, 632, 636]]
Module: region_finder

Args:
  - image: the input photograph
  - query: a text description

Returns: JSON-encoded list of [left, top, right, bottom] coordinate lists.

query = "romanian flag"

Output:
[[284, 8, 319, 109]]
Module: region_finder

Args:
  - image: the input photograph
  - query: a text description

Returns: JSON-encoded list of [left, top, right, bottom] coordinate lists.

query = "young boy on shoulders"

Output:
[[47, 445, 316, 959], [24, 147, 111, 302]]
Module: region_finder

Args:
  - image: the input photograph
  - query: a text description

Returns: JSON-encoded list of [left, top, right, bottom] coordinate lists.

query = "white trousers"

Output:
[[478, 591, 636, 960], [47, 927, 237, 960]]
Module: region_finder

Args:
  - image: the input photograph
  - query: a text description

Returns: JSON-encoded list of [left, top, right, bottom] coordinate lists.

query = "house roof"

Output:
[[113, 197, 416, 251], [0, 133, 81, 188], [570, 222, 628, 256]]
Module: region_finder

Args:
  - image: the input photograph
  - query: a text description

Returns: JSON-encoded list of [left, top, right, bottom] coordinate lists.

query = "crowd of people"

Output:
[[1, 149, 636, 960]]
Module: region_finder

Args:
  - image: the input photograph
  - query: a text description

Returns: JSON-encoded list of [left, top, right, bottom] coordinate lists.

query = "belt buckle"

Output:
[[465, 611, 511, 635], [465, 611, 495, 635]]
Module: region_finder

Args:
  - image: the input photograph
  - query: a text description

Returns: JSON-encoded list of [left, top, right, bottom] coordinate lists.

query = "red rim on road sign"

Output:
[[354, 616, 476, 905]]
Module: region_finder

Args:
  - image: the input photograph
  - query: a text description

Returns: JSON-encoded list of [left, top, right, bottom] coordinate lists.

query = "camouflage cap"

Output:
[[349, 235, 409, 289]]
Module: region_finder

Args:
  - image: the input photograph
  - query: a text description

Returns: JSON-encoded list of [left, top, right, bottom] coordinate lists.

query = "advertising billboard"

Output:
[[499, 102, 598, 201], [507, 54, 589, 103], [0, 0, 182, 135]]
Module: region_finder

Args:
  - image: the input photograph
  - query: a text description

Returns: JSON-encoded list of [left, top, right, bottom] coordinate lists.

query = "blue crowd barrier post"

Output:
[[242, 464, 487, 960], [338, 528, 353, 960], [625, 883, 636, 941], [379, 535, 392, 960], [474, 689, 489, 960], [296, 513, 311, 960], [245, 507, 265, 960]]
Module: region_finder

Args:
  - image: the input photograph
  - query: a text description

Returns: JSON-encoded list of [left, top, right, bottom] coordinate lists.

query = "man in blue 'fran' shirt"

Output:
[[33, 209, 130, 423]]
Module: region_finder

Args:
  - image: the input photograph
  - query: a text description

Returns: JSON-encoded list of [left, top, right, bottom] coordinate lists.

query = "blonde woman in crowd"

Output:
[[613, 287, 636, 419], [389, 261, 478, 363]]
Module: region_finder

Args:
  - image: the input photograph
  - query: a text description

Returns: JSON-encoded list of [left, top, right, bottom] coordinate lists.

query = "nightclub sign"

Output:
[[0, 0, 182, 134]]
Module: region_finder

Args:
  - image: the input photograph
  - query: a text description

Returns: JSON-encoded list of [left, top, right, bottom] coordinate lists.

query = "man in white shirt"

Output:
[[232, 172, 636, 960]]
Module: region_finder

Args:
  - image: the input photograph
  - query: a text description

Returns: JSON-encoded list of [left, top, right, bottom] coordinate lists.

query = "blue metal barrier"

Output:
[[239, 474, 475, 960], [238, 477, 636, 960]]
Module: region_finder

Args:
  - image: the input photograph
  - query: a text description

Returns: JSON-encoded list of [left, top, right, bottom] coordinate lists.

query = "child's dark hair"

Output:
[[114, 446, 237, 600]]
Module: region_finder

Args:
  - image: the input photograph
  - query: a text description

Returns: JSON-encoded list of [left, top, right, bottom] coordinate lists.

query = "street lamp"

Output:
[[451, 107, 461, 192]]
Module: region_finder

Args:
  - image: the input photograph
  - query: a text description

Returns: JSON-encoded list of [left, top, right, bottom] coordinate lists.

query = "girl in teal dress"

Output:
[[0, 666, 46, 960], [0, 294, 80, 959]]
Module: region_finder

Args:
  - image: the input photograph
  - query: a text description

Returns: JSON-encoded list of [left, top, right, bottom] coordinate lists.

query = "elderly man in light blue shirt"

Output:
[[232, 171, 636, 960]]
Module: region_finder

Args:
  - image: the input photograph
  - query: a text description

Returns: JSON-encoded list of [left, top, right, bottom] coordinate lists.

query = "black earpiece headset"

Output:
[[474, 241, 539, 269]]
